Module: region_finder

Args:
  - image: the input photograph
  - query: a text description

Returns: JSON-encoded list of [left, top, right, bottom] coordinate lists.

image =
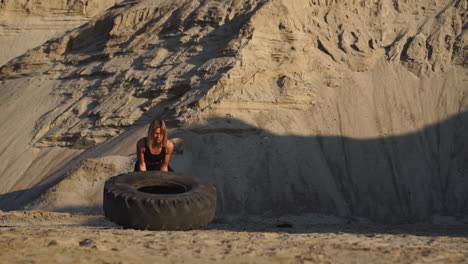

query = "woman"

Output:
[[135, 119, 174, 172]]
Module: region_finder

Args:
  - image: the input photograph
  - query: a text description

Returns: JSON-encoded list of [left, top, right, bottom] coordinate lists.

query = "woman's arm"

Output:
[[136, 139, 147, 171], [160, 140, 174, 172]]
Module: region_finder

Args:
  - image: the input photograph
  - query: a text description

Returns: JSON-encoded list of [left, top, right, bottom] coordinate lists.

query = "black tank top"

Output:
[[134, 138, 174, 172], [143, 138, 166, 167]]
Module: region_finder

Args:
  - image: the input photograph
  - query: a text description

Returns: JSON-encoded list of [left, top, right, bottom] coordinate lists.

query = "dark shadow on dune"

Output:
[[171, 111, 468, 229]]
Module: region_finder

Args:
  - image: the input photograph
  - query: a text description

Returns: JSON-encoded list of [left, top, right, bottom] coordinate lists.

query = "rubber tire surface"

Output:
[[103, 171, 217, 230]]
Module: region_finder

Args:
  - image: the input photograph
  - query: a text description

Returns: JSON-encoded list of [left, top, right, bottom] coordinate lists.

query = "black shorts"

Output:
[[134, 162, 174, 172]]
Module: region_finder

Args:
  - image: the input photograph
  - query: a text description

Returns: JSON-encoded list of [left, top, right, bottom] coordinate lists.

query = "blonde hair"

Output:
[[147, 119, 168, 148]]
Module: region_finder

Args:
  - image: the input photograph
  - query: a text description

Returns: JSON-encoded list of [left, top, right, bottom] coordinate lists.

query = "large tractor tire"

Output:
[[103, 171, 217, 230]]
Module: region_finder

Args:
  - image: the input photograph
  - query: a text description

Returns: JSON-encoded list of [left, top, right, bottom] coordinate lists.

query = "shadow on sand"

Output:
[[1, 112, 467, 237], [169, 112, 468, 225]]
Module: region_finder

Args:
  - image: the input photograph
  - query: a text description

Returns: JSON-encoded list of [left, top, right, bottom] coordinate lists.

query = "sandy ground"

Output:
[[0, 210, 467, 264]]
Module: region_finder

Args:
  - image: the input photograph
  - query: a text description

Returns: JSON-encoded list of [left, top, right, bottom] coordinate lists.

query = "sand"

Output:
[[0, 210, 467, 264]]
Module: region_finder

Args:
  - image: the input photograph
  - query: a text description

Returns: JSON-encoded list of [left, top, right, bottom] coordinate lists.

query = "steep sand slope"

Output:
[[0, 0, 122, 66], [0, 0, 466, 223]]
